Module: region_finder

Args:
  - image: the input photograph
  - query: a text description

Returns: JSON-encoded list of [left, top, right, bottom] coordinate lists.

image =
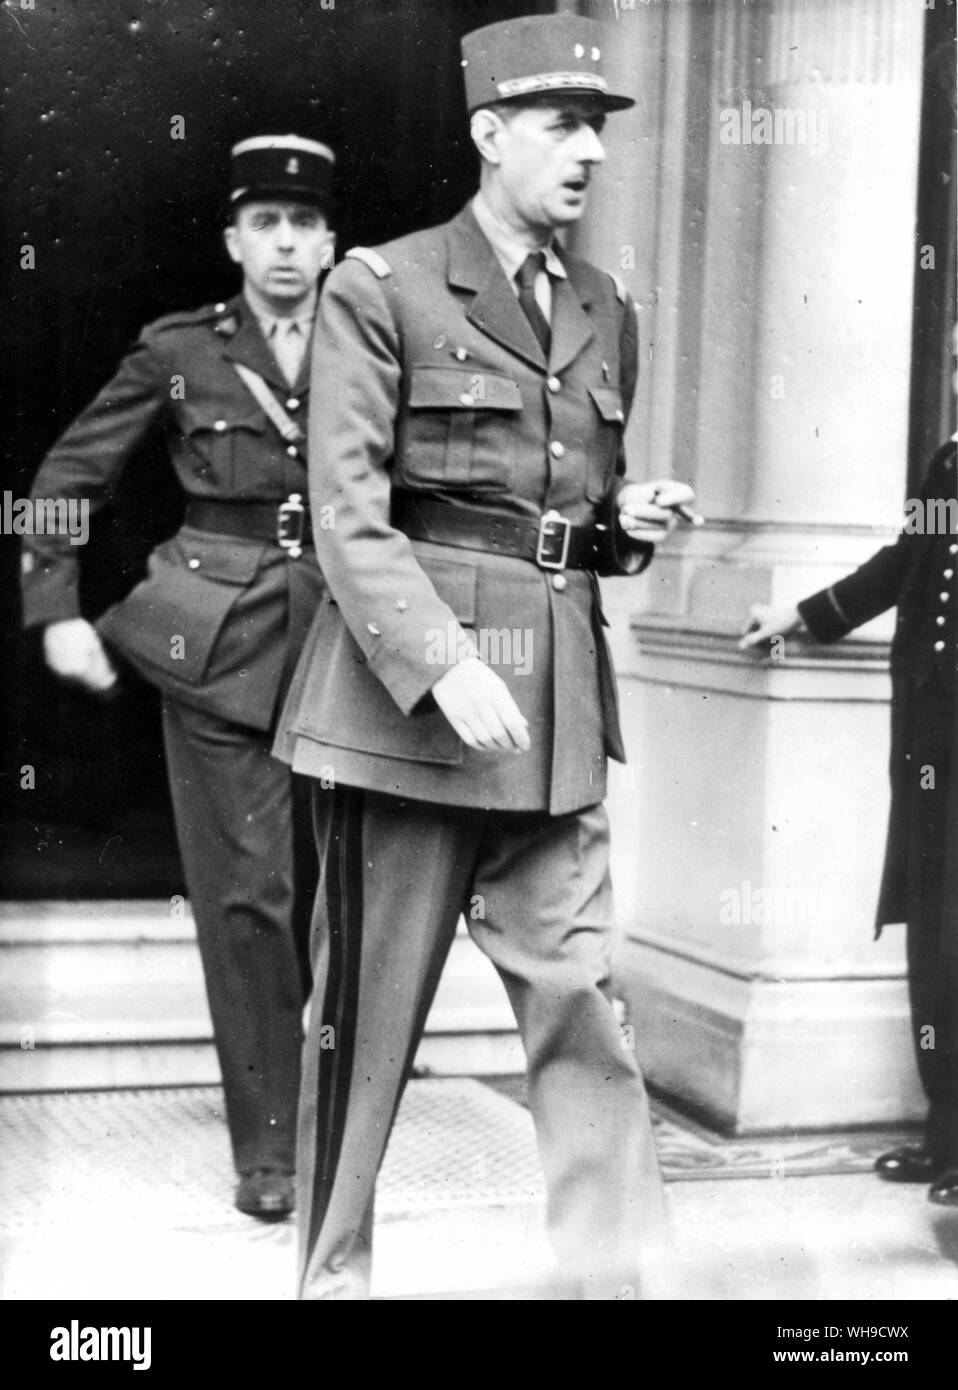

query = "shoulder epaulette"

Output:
[[608, 273, 628, 305], [345, 247, 393, 279], [149, 303, 226, 334]]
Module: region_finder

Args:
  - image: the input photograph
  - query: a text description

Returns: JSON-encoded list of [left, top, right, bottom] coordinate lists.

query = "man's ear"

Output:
[[223, 223, 242, 266], [320, 230, 337, 272], [470, 108, 505, 166]]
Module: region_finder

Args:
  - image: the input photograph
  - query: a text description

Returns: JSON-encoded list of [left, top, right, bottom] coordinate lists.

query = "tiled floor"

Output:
[[1, 1080, 957, 1301]]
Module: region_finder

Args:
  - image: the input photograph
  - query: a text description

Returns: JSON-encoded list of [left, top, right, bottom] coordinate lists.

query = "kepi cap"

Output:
[[461, 14, 634, 114], [229, 134, 336, 211]]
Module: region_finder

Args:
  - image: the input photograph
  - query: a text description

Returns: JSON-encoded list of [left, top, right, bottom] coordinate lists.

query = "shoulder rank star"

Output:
[[214, 314, 240, 338]]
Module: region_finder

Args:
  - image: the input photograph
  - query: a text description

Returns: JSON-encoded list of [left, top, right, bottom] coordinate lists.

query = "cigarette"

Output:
[[671, 503, 705, 527]]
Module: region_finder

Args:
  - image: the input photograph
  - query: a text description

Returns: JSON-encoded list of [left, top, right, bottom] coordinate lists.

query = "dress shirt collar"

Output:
[[471, 193, 567, 286], [244, 289, 317, 343]]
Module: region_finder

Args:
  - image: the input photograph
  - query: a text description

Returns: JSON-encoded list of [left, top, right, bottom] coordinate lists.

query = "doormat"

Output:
[[0, 1078, 920, 1237]]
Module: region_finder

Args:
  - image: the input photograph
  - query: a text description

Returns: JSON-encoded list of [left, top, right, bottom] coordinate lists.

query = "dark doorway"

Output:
[[1, 0, 553, 898]]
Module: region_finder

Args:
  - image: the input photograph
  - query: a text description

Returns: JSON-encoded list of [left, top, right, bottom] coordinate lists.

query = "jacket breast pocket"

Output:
[[398, 365, 522, 494], [586, 386, 626, 502], [177, 402, 269, 489], [96, 530, 264, 690]]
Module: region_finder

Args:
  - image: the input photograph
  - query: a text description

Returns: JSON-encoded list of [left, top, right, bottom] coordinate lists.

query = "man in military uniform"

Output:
[[277, 16, 695, 1298], [21, 135, 336, 1220], [743, 427, 958, 1206]]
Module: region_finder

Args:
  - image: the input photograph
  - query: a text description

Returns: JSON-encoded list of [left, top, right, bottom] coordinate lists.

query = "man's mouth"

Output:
[[562, 177, 589, 195]]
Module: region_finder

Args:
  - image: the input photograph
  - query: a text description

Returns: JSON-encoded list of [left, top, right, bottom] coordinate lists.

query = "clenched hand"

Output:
[[43, 618, 119, 693], [432, 656, 531, 754]]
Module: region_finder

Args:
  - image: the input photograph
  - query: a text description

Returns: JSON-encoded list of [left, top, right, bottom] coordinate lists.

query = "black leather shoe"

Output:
[[235, 1169, 295, 1221], [929, 1167, 958, 1206], [874, 1145, 940, 1183]]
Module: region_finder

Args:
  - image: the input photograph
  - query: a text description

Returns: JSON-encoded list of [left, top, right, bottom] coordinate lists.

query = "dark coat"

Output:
[[799, 439, 957, 930], [21, 294, 325, 731], [276, 203, 651, 815]]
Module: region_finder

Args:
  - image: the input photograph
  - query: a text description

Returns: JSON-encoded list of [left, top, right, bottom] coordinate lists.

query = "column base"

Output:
[[617, 934, 925, 1136]]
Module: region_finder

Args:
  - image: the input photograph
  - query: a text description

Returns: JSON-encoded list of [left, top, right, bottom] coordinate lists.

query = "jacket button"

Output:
[[367, 622, 381, 637], [286, 398, 300, 411], [940, 591, 950, 603], [944, 569, 954, 580], [214, 302, 226, 313], [550, 441, 565, 459], [551, 573, 568, 592], [287, 445, 299, 457], [934, 640, 946, 652], [547, 376, 561, 393], [213, 420, 227, 432], [188, 558, 201, 570], [937, 615, 946, 626], [950, 544, 958, 555], [459, 392, 475, 406]]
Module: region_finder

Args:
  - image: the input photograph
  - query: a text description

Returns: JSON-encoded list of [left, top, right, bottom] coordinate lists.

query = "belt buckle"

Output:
[[536, 509, 572, 570], [277, 493, 305, 559]]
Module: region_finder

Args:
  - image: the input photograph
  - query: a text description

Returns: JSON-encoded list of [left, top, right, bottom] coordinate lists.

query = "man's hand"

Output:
[[739, 603, 803, 649], [431, 656, 531, 754], [618, 479, 697, 543], [43, 618, 119, 693]]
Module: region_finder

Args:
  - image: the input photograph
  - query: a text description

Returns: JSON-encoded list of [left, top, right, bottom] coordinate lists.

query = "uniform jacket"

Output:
[[799, 439, 957, 929], [277, 202, 650, 815], [21, 293, 325, 731]]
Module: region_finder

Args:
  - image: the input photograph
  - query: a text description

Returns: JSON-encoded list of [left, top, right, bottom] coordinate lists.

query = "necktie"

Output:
[[272, 319, 307, 386], [515, 251, 551, 357]]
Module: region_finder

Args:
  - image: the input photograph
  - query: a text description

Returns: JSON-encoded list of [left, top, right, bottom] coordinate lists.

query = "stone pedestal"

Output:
[[577, 0, 927, 1131]]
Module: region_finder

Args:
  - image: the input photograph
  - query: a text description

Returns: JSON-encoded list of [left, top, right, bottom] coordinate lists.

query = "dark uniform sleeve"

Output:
[[798, 542, 911, 642], [21, 327, 170, 629], [795, 447, 955, 641]]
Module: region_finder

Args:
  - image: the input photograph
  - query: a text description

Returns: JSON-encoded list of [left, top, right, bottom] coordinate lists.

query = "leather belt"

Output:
[[391, 490, 607, 572], [185, 495, 312, 556]]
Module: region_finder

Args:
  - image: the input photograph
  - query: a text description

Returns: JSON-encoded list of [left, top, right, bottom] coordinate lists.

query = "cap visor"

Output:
[[471, 89, 635, 113]]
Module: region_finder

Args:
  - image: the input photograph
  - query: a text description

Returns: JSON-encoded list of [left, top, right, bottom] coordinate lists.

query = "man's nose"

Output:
[[276, 217, 296, 247], [578, 125, 606, 164]]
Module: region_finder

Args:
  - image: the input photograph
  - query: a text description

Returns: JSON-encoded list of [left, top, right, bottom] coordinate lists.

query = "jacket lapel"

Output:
[[549, 258, 595, 376], [219, 295, 290, 394], [448, 206, 548, 373], [290, 325, 313, 397]]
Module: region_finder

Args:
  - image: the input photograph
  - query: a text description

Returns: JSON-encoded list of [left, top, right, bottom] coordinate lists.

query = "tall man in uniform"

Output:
[[278, 16, 695, 1297], [21, 135, 336, 1220]]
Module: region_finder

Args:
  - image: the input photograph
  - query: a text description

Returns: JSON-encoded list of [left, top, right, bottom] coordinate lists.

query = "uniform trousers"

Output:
[[162, 694, 311, 1175], [297, 784, 668, 1300]]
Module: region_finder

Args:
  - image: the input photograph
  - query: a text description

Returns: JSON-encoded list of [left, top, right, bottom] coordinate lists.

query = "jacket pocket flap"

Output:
[[180, 402, 267, 435], [409, 366, 522, 412], [588, 386, 626, 424], [173, 530, 265, 584]]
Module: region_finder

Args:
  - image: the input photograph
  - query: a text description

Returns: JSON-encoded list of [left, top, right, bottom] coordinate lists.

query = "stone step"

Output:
[[0, 901, 522, 1092]]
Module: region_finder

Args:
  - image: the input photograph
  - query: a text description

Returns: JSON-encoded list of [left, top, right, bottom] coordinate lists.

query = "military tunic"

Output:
[[22, 293, 325, 1176]]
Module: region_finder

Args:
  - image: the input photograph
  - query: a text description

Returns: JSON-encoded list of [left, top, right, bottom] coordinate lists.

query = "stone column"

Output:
[[576, 0, 927, 1130]]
